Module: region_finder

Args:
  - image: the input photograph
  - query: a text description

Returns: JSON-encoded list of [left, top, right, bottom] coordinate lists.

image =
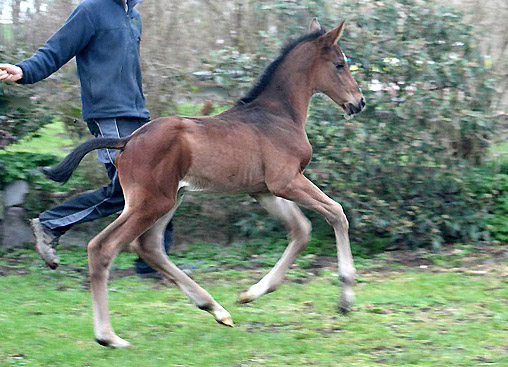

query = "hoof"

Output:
[[237, 290, 254, 304], [338, 305, 350, 315], [95, 335, 131, 348], [216, 315, 235, 327], [339, 287, 355, 315], [338, 300, 353, 315], [208, 305, 234, 327]]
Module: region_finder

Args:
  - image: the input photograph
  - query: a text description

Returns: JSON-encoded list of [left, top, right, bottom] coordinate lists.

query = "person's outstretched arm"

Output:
[[0, 4, 95, 84]]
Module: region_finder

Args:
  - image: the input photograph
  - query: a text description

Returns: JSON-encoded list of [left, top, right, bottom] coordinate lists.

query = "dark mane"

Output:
[[235, 28, 326, 106]]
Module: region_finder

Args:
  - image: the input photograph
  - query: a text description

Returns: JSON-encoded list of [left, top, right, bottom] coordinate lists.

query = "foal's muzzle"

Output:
[[344, 97, 366, 117]]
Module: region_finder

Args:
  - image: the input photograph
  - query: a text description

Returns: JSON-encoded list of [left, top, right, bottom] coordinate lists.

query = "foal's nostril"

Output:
[[345, 100, 365, 116]]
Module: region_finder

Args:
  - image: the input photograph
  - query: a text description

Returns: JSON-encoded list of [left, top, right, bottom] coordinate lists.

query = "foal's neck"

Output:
[[256, 67, 314, 126]]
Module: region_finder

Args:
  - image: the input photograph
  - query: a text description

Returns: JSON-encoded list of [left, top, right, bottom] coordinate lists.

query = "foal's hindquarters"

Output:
[[87, 120, 237, 347]]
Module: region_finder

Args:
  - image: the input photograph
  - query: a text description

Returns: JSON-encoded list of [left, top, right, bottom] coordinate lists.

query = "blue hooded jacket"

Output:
[[16, 0, 150, 121]]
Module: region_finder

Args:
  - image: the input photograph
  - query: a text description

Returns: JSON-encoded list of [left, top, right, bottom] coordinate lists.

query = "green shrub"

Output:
[[0, 152, 58, 186], [464, 170, 508, 242], [0, 151, 105, 215]]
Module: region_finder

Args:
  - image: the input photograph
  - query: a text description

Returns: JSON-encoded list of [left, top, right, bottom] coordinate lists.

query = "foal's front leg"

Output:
[[271, 173, 356, 313], [238, 195, 311, 303]]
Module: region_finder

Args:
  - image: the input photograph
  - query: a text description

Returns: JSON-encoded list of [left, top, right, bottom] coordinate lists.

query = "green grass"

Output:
[[0, 245, 507, 366]]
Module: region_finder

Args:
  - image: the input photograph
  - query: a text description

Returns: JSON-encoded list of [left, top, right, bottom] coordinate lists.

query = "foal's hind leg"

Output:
[[132, 197, 234, 327], [238, 194, 311, 304], [88, 209, 158, 347]]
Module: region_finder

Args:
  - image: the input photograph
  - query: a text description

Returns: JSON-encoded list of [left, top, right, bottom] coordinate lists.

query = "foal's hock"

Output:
[[43, 18, 365, 347]]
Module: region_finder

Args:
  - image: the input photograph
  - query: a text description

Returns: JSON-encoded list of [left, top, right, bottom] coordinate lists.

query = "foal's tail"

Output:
[[42, 137, 131, 183]]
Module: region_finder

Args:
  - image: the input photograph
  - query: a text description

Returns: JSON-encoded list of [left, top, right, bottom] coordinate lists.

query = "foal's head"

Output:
[[308, 19, 365, 118]]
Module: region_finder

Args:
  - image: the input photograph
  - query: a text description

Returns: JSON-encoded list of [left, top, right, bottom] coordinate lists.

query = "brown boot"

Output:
[[30, 218, 60, 269]]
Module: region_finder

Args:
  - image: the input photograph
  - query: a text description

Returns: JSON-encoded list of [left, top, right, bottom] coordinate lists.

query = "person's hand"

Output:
[[0, 64, 23, 82]]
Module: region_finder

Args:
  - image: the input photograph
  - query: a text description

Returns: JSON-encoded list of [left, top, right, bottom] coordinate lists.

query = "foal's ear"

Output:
[[320, 20, 345, 47], [309, 17, 321, 32]]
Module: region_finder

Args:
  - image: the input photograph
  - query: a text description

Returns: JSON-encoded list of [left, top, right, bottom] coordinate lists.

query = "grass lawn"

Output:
[[0, 244, 507, 367]]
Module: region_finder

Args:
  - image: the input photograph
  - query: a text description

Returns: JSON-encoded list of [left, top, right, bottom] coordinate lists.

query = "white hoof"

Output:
[[210, 306, 234, 327], [237, 290, 255, 304], [96, 334, 131, 348]]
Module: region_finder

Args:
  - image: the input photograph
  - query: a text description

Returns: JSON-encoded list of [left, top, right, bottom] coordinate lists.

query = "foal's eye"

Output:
[[334, 62, 345, 70]]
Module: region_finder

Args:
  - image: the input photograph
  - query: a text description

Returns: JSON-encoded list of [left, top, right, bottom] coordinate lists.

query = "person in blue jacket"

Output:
[[0, 0, 172, 275]]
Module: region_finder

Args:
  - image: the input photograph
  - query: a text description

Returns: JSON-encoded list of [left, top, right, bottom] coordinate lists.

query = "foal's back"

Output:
[[119, 112, 279, 194]]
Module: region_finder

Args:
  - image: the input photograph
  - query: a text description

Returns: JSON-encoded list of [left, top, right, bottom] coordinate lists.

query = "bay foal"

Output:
[[43, 19, 365, 347]]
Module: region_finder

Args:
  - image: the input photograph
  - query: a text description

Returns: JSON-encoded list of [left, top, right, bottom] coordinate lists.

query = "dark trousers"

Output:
[[39, 117, 172, 272]]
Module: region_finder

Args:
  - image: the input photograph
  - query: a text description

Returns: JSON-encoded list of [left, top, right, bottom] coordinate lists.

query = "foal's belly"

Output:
[[180, 170, 269, 194], [178, 177, 269, 194]]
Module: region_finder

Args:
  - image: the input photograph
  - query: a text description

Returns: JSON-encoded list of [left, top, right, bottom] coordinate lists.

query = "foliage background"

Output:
[[0, 0, 507, 251]]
